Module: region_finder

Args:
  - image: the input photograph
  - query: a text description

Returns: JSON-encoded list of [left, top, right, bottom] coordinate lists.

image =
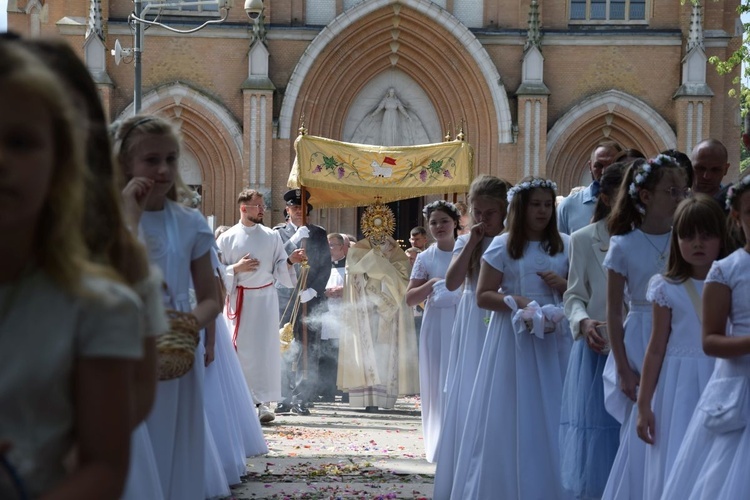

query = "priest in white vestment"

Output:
[[338, 237, 419, 410]]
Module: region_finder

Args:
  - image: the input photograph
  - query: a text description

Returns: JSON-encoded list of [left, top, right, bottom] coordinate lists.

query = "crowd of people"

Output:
[[2, 33, 750, 500]]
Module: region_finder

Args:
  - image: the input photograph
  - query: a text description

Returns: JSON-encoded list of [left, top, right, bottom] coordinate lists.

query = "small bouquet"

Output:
[[430, 279, 462, 308], [504, 296, 565, 339]]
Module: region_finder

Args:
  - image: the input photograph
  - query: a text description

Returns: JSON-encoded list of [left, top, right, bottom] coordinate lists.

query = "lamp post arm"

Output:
[[130, 5, 229, 35]]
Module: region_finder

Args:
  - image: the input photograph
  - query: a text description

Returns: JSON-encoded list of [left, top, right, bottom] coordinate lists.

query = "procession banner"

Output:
[[288, 134, 474, 208]]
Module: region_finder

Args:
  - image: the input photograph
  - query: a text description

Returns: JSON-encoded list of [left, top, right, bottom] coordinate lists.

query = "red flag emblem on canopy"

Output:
[[382, 157, 397, 166]]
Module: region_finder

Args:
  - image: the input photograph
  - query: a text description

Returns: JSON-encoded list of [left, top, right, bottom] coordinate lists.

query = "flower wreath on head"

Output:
[[726, 174, 750, 211], [422, 199, 460, 220], [506, 179, 557, 204], [628, 154, 675, 201]]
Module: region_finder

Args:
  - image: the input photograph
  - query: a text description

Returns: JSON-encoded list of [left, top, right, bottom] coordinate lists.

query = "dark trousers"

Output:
[[280, 296, 323, 404], [317, 339, 339, 399]]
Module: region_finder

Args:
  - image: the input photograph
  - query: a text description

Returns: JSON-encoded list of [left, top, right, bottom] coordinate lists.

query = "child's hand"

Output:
[[581, 318, 606, 353], [468, 222, 486, 245], [618, 366, 640, 402], [637, 406, 656, 445], [123, 176, 154, 207], [204, 341, 215, 367], [537, 271, 567, 294], [122, 176, 154, 228]]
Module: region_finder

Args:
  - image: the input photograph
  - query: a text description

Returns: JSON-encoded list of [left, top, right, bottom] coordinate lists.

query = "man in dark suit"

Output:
[[273, 189, 331, 415]]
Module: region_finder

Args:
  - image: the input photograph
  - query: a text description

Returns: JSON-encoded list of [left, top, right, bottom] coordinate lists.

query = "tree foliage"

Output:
[[682, 1, 748, 101]]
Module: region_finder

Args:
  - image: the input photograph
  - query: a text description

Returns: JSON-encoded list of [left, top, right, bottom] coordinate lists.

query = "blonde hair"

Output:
[[113, 114, 186, 202], [26, 39, 151, 286], [467, 175, 511, 281], [0, 42, 90, 293]]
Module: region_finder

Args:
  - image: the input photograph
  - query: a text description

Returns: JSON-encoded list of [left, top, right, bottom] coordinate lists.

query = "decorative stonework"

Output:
[[344, 71, 441, 146], [674, 1, 712, 97], [278, 0, 512, 154], [116, 83, 244, 225], [546, 90, 677, 192]]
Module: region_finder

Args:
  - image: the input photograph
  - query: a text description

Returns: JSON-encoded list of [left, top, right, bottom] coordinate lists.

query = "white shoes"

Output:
[[258, 404, 275, 424]]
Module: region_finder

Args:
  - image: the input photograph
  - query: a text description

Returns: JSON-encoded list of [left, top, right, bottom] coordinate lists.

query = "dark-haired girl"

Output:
[[406, 200, 461, 463]]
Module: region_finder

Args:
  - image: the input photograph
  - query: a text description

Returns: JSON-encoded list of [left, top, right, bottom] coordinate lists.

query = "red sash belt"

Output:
[[227, 282, 273, 349]]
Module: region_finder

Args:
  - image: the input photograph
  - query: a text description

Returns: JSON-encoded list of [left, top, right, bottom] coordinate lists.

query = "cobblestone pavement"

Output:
[[229, 396, 435, 499]]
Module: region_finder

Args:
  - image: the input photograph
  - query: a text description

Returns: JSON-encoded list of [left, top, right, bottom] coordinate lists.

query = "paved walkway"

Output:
[[230, 396, 435, 499]]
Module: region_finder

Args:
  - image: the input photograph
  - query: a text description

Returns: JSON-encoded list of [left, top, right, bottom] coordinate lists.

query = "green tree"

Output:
[[685, 1, 749, 166], [686, 1, 748, 97]]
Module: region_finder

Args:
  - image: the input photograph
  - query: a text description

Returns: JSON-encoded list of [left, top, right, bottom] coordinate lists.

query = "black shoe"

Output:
[[274, 402, 292, 414], [291, 403, 311, 415]]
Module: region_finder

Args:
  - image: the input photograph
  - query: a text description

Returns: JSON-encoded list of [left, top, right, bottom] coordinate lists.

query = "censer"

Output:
[[279, 260, 310, 352]]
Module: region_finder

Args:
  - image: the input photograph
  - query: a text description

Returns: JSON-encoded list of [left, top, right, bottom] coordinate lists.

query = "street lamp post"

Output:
[[133, 0, 143, 112]]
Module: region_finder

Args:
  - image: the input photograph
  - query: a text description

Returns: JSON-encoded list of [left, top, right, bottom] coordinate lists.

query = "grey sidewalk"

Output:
[[229, 396, 435, 499]]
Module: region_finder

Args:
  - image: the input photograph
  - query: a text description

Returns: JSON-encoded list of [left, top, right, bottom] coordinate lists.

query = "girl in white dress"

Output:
[[116, 115, 229, 499], [601, 155, 689, 499], [432, 175, 510, 497], [634, 195, 732, 500], [661, 175, 750, 499], [34, 39, 174, 499], [448, 177, 572, 499], [207, 249, 268, 460], [406, 200, 462, 463], [0, 42, 142, 499], [21, 38, 169, 499]]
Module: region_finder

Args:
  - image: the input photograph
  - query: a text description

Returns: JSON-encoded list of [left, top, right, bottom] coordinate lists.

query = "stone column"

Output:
[[242, 40, 276, 200]]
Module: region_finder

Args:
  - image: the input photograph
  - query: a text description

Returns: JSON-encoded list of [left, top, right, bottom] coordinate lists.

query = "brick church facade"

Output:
[[6, 0, 743, 235]]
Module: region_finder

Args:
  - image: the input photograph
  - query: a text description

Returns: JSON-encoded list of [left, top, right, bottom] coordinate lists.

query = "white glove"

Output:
[[299, 288, 318, 303], [429, 280, 462, 308], [289, 226, 310, 245]]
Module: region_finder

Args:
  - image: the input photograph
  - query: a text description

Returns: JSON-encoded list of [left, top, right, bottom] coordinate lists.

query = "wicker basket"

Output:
[[156, 310, 200, 381]]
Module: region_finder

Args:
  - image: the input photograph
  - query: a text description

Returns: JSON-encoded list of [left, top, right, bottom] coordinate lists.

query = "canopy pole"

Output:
[[300, 186, 308, 376]]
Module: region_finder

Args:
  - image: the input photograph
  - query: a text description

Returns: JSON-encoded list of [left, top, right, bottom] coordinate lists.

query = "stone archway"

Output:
[[117, 83, 244, 226], [278, 0, 512, 173], [547, 90, 677, 194]]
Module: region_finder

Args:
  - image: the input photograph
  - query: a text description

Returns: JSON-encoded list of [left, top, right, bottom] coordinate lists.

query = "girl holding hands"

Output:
[[406, 200, 462, 463], [447, 177, 571, 499], [559, 163, 626, 499]]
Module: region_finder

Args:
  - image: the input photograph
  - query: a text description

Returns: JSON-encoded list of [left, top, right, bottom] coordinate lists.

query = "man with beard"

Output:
[[217, 188, 306, 424]]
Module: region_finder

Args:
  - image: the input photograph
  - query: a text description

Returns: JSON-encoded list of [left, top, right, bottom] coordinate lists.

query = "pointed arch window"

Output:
[[570, 0, 647, 22]]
